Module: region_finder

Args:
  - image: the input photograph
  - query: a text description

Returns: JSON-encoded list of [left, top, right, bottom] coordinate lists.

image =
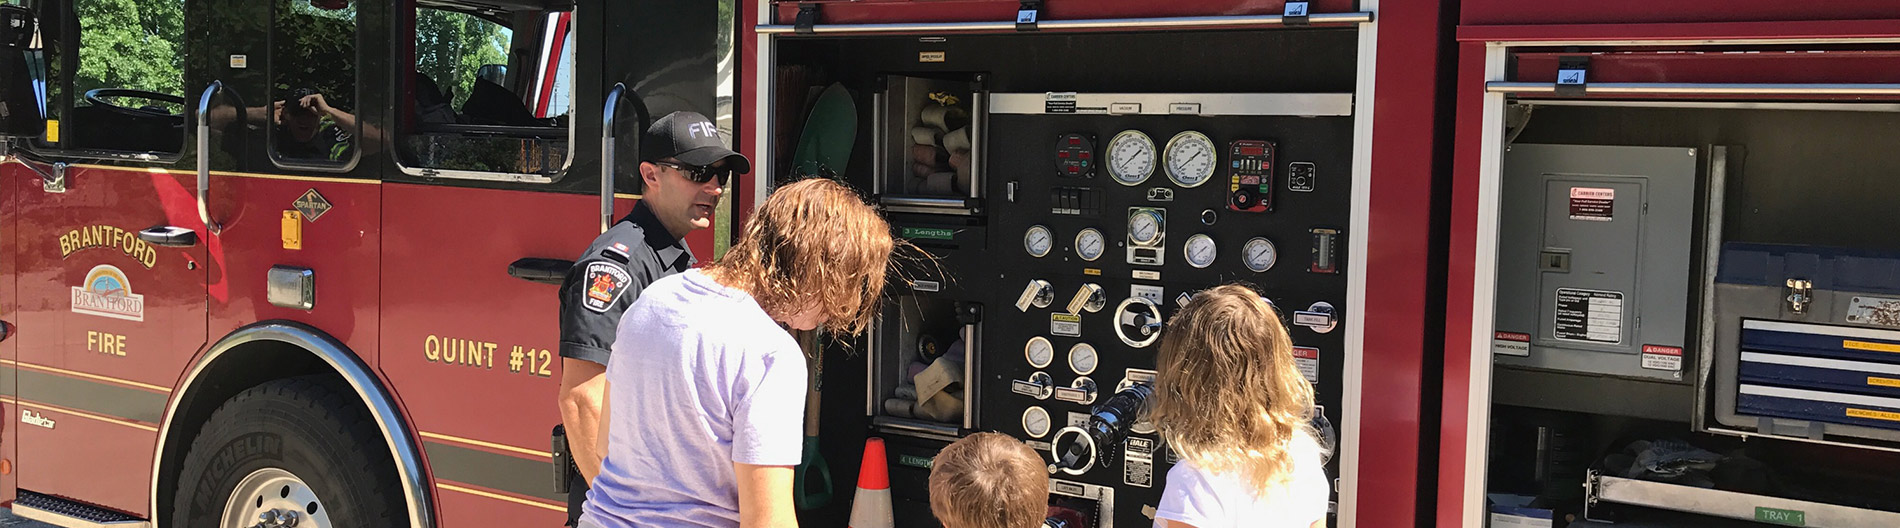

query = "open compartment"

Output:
[[869, 294, 981, 437], [873, 73, 987, 215]]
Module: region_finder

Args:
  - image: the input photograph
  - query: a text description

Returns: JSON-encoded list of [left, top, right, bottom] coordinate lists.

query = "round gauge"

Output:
[[1243, 237, 1278, 273], [1106, 130, 1157, 186], [1183, 234, 1217, 269], [1074, 228, 1106, 262], [1024, 225, 1054, 258], [1023, 406, 1053, 438], [1164, 131, 1218, 188], [1068, 343, 1099, 375], [1054, 133, 1096, 178], [1025, 336, 1055, 369], [1128, 209, 1163, 246]]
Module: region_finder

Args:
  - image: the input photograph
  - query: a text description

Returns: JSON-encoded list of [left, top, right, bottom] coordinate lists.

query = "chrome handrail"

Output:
[[1487, 82, 1900, 96], [196, 81, 224, 234], [756, 12, 1373, 35]]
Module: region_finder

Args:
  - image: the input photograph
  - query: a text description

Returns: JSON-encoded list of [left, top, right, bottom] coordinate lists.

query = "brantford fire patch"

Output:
[[583, 261, 632, 313]]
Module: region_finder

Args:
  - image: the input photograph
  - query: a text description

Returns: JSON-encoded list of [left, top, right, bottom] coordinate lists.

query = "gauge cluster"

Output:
[[976, 101, 1355, 528]]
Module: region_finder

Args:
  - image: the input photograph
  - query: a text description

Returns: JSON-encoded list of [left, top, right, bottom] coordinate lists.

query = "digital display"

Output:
[[1239, 146, 1265, 156], [1136, 249, 1157, 258]]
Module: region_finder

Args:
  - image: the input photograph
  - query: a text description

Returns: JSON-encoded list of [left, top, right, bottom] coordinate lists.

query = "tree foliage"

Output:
[[73, 0, 184, 98], [273, 0, 357, 110], [414, 8, 509, 109]]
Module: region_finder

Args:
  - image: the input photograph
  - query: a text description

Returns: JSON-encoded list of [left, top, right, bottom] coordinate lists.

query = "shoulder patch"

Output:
[[582, 261, 635, 313]]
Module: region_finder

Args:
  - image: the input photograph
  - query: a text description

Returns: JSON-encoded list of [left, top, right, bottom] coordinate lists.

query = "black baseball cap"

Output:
[[642, 111, 751, 174]]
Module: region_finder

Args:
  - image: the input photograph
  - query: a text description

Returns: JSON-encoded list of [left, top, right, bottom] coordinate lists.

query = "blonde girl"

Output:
[[1150, 284, 1329, 528]]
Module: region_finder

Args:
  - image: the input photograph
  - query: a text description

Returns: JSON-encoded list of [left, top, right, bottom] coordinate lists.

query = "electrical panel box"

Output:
[[1493, 144, 1701, 382]]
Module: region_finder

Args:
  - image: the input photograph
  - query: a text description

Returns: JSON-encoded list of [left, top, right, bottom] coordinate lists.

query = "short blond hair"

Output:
[[1151, 284, 1316, 494], [704, 178, 893, 335], [929, 432, 1048, 528]]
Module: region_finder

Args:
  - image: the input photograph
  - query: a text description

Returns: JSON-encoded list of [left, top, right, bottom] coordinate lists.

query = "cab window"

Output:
[[34, 0, 187, 157], [400, 2, 573, 181], [268, 0, 362, 169]]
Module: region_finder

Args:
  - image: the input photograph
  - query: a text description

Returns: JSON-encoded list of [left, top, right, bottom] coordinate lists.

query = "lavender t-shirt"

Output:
[[581, 269, 808, 528]]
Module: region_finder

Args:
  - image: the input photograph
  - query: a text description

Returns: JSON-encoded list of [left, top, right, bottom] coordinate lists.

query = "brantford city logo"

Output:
[[71, 264, 146, 322]]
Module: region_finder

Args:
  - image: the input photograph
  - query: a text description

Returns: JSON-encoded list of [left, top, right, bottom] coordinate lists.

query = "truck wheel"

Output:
[[171, 376, 406, 528]]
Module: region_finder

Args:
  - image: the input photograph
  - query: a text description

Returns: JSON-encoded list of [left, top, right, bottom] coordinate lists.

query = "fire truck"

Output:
[[2, 0, 1900, 527]]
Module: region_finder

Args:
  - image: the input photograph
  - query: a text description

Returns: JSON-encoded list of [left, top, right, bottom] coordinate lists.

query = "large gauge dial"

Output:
[[1024, 225, 1054, 258], [1165, 130, 1218, 188], [1068, 343, 1099, 375], [1183, 234, 1217, 269], [1128, 209, 1163, 246], [1075, 228, 1106, 262], [1106, 130, 1156, 186], [1243, 237, 1278, 272], [1023, 406, 1052, 438], [1025, 336, 1055, 368]]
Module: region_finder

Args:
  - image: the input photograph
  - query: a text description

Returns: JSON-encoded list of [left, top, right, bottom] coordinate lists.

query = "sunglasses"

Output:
[[652, 160, 735, 186]]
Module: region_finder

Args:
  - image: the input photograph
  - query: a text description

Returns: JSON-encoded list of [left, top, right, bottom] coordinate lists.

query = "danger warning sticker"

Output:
[[1569, 187, 1614, 222], [1292, 347, 1320, 384], [1641, 344, 1683, 371], [1493, 331, 1531, 357]]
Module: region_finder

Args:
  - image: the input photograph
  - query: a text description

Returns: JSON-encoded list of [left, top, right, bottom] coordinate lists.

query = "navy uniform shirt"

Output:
[[558, 201, 695, 366]]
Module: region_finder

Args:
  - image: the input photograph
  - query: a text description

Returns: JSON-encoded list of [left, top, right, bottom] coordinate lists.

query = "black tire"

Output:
[[170, 376, 406, 528]]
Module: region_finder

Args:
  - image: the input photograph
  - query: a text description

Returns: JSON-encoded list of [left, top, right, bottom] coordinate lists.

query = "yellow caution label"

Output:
[[1870, 377, 1900, 388], [1846, 408, 1900, 423], [44, 120, 57, 143], [1843, 340, 1900, 353], [281, 210, 303, 250]]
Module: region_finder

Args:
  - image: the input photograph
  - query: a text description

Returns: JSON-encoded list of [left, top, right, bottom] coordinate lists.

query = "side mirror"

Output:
[[0, 5, 43, 138]]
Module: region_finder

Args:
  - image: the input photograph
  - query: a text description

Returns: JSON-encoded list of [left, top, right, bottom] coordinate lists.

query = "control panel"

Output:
[[974, 94, 1355, 528]]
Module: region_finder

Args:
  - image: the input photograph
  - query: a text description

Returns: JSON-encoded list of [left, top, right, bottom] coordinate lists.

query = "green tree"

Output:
[[414, 9, 509, 109], [74, 0, 185, 100]]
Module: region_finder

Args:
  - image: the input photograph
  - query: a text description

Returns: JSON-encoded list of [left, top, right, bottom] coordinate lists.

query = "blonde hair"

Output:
[[1151, 284, 1316, 494], [928, 432, 1049, 528], [704, 178, 893, 335]]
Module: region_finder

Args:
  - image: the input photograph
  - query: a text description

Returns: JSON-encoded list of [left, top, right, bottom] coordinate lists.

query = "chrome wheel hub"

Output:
[[223, 467, 332, 528]]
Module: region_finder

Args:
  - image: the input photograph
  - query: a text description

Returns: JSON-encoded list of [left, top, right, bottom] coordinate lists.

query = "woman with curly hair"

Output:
[[581, 178, 895, 528], [1151, 284, 1330, 528]]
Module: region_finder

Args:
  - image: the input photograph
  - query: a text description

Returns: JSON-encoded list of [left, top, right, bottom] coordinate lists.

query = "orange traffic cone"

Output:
[[847, 437, 894, 528]]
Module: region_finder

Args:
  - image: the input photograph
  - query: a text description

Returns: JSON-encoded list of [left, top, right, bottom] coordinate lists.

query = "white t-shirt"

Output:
[[1154, 432, 1330, 528], [582, 269, 808, 528]]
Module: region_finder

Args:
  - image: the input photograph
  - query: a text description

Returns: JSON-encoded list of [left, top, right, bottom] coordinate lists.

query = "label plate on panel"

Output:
[[1553, 288, 1623, 344], [1847, 296, 1900, 328]]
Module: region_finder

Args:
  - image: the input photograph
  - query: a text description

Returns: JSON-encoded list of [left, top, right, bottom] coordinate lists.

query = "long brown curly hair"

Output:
[[1151, 283, 1316, 494], [703, 178, 893, 335]]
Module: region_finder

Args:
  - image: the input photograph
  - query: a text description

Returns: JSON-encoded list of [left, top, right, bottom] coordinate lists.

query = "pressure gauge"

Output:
[[1165, 131, 1217, 188], [1183, 234, 1217, 269], [1025, 225, 1054, 258], [1075, 228, 1106, 262], [1023, 406, 1053, 438], [1128, 209, 1163, 246], [1025, 336, 1055, 368], [1068, 343, 1099, 375], [1243, 237, 1278, 272], [1106, 130, 1156, 186]]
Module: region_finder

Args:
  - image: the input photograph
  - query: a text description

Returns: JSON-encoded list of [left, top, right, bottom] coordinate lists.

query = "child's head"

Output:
[[705, 178, 894, 334], [928, 432, 1049, 528], [1151, 284, 1315, 491]]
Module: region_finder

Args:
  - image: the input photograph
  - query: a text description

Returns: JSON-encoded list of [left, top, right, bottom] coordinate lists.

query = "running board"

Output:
[[12, 490, 149, 528]]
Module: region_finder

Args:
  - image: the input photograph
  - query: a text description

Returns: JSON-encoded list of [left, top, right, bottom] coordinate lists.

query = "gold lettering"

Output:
[[424, 335, 440, 362], [86, 330, 127, 356], [59, 233, 71, 255]]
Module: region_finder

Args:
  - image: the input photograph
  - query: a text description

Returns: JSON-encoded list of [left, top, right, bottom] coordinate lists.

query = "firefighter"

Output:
[[556, 110, 749, 526]]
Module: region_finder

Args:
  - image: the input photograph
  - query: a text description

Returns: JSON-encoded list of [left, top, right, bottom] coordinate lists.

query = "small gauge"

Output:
[[1068, 343, 1099, 375], [1183, 234, 1217, 269], [1128, 209, 1163, 246], [1243, 237, 1278, 272], [1165, 131, 1218, 188], [1055, 133, 1096, 178], [1106, 130, 1156, 186], [1023, 406, 1053, 438], [1024, 225, 1054, 258], [1025, 336, 1055, 368], [1074, 228, 1106, 261]]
